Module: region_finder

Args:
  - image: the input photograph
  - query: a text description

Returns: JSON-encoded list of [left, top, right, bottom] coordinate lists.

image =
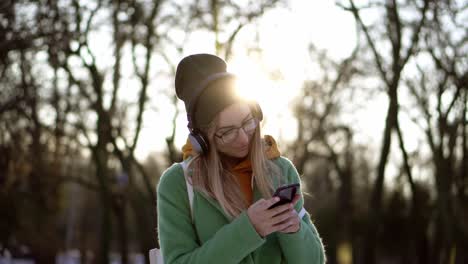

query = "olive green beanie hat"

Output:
[[175, 53, 244, 129]]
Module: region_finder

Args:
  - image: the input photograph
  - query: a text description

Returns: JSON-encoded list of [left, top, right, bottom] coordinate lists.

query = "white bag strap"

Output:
[[149, 160, 195, 264], [180, 159, 194, 220], [298, 207, 307, 219], [149, 248, 162, 264]]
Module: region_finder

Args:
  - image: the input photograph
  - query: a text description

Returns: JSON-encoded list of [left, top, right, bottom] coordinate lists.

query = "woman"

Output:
[[157, 54, 325, 263]]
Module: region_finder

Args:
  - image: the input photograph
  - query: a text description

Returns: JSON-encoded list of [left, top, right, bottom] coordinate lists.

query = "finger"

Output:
[[278, 217, 300, 233], [274, 219, 295, 232], [268, 202, 292, 217], [278, 223, 294, 233], [271, 209, 295, 225], [262, 197, 280, 209], [291, 194, 301, 206], [253, 198, 264, 207], [278, 228, 291, 233], [272, 209, 298, 226], [279, 223, 299, 233], [252, 198, 268, 209]]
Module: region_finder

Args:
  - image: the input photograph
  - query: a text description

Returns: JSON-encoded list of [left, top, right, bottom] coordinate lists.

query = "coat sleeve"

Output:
[[276, 157, 326, 264], [157, 164, 265, 264]]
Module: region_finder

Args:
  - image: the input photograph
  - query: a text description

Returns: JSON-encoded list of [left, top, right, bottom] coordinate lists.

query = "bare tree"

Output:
[[404, 2, 467, 262], [337, 1, 430, 262], [49, 0, 172, 262], [289, 43, 364, 264], [2, 0, 288, 263], [183, 0, 284, 59]]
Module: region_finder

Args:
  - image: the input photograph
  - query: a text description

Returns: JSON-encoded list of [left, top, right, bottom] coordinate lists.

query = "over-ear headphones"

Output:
[[188, 103, 263, 155], [187, 78, 263, 155]]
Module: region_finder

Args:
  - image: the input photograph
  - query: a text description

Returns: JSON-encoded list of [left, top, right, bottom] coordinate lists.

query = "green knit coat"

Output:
[[157, 156, 325, 263]]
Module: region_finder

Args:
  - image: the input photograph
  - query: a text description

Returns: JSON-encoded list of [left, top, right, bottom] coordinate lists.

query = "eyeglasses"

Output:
[[215, 118, 258, 144]]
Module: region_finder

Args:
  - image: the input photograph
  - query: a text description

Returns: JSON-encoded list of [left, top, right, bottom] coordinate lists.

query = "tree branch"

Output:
[[346, 0, 389, 86]]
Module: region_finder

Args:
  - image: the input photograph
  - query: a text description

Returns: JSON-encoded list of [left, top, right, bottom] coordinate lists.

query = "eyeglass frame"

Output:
[[214, 117, 259, 144]]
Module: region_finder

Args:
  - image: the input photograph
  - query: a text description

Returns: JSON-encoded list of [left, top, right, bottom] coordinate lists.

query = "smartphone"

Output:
[[268, 183, 300, 209]]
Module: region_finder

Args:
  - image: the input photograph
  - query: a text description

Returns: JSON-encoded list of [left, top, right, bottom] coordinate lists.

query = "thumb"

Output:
[[265, 196, 280, 209]]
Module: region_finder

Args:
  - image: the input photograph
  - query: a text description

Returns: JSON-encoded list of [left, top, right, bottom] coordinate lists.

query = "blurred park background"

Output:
[[0, 0, 467, 263]]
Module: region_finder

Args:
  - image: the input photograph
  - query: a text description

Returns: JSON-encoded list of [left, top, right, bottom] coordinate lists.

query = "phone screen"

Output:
[[268, 183, 299, 209], [278, 187, 294, 200]]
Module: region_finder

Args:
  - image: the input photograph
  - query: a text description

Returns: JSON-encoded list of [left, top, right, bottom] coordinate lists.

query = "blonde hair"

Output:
[[189, 110, 281, 218]]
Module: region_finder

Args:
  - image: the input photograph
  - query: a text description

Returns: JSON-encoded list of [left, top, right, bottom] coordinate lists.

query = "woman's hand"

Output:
[[276, 194, 301, 234], [247, 195, 301, 237]]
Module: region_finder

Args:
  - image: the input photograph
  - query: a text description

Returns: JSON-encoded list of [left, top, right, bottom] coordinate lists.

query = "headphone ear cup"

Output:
[[189, 131, 209, 154]]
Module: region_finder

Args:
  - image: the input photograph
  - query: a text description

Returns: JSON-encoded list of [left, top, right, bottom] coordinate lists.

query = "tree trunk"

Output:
[[338, 168, 354, 264], [364, 83, 399, 264], [115, 198, 129, 264], [94, 112, 112, 264], [129, 188, 156, 264], [95, 149, 112, 264], [433, 157, 454, 264]]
